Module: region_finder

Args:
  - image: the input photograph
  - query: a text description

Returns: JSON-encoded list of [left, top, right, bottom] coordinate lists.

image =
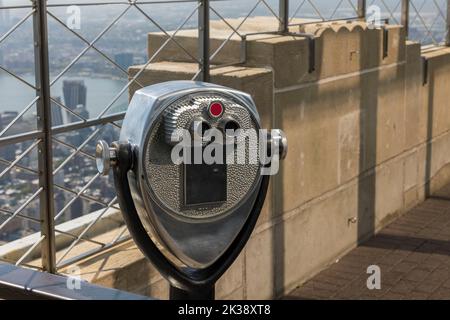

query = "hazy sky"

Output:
[[0, 0, 442, 17], [0, 0, 444, 25]]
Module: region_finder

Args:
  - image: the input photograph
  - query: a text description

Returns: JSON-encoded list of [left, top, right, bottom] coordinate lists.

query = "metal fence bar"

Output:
[[49, 97, 87, 123], [55, 232, 130, 270], [279, 0, 289, 32], [0, 97, 40, 138], [410, 0, 440, 45], [54, 173, 101, 221], [52, 112, 124, 135], [208, 0, 262, 63], [56, 197, 117, 266], [54, 182, 120, 210], [46, 11, 146, 90], [447, 0, 450, 45], [198, 0, 210, 82], [0, 131, 43, 148], [134, 4, 201, 64], [0, 65, 38, 90], [52, 128, 103, 176], [358, 0, 366, 19], [46, 0, 201, 8], [0, 261, 151, 300], [0, 188, 43, 232], [261, 0, 283, 24], [0, 158, 38, 175], [96, 4, 199, 118], [0, 10, 35, 45], [15, 235, 46, 266], [50, 5, 132, 87], [33, 0, 56, 273], [402, 0, 410, 38], [0, 140, 40, 179], [0, 207, 41, 224]]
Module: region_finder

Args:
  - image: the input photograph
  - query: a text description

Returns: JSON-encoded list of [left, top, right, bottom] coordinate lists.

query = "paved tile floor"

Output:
[[287, 188, 450, 300]]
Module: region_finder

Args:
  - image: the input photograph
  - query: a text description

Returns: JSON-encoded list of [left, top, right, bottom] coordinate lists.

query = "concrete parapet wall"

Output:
[[73, 18, 450, 299]]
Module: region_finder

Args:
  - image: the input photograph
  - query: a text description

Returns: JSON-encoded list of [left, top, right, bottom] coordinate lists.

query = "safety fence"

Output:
[[0, 0, 448, 275]]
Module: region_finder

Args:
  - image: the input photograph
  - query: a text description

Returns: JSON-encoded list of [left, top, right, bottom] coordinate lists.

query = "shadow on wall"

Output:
[[425, 57, 434, 199], [356, 26, 379, 246], [357, 25, 407, 245], [272, 23, 412, 297], [271, 30, 326, 298]]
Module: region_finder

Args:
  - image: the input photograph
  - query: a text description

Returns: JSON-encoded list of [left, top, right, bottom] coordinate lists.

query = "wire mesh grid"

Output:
[[0, 0, 209, 272], [288, 0, 361, 23], [366, 0, 449, 46]]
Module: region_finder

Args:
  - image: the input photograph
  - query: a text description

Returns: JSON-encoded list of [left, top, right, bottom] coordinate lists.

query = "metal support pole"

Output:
[[446, 0, 450, 46], [401, 0, 409, 38], [33, 0, 56, 273], [169, 284, 215, 300], [358, 0, 366, 19], [279, 0, 289, 33], [198, 0, 210, 82]]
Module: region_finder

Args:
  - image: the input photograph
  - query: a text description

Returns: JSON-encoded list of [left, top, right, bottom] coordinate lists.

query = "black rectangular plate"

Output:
[[183, 147, 227, 206]]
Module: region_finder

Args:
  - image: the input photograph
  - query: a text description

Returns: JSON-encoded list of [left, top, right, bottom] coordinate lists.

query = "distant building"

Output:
[[63, 79, 87, 122], [0, 111, 19, 129], [74, 104, 92, 141], [114, 53, 134, 70], [51, 96, 64, 126], [74, 104, 89, 120], [54, 192, 66, 217], [70, 197, 84, 220]]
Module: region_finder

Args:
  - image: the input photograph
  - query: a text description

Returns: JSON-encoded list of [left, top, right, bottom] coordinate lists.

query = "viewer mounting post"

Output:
[[33, 0, 56, 273]]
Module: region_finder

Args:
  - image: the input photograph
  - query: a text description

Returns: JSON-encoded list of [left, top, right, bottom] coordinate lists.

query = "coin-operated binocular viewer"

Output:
[[96, 81, 287, 300]]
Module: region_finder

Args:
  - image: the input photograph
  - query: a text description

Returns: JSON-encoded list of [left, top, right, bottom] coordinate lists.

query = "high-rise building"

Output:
[[74, 104, 89, 120], [63, 79, 87, 110], [63, 79, 87, 121], [51, 96, 64, 126], [114, 53, 134, 70], [74, 104, 91, 140]]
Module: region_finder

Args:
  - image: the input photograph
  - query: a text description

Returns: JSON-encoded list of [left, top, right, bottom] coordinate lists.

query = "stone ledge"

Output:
[[147, 17, 406, 88], [147, 16, 307, 65], [0, 208, 123, 264]]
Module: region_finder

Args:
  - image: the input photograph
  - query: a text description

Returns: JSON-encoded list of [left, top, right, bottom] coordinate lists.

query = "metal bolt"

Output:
[[348, 217, 358, 224], [96, 140, 118, 176], [269, 129, 288, 160]]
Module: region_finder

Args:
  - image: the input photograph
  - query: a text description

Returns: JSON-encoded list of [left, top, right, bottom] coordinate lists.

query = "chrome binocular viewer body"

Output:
[[96, 81, 287, 299]]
